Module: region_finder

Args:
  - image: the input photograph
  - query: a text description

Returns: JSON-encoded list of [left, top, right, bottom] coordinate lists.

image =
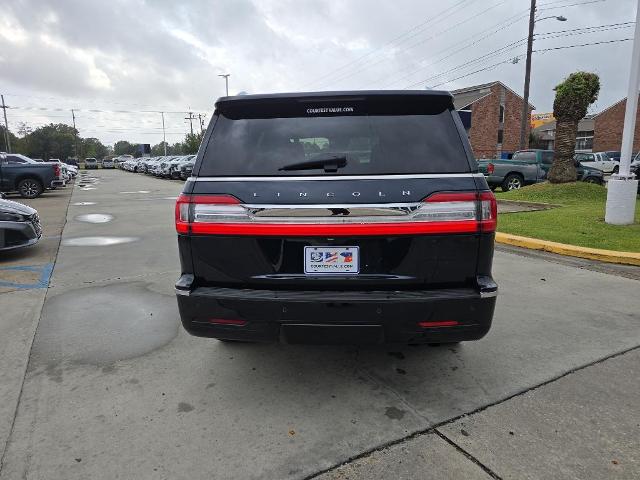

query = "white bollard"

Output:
[[605, 178, 639, 225]]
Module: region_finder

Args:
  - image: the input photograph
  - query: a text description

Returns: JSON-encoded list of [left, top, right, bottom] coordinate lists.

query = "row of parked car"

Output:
[[477, 149, 640, 192], [120, 155, 196, 180]]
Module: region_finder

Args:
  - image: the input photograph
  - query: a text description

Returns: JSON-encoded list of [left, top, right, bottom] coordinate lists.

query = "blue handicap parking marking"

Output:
[[0, 263, 54, 290]]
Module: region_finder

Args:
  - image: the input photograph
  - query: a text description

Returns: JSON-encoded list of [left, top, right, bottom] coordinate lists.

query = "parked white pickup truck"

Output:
[[574, 152, 619, 174]]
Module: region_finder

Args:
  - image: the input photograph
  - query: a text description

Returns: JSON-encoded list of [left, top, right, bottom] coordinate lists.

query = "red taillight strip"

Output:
[[176, 191, 497, 236], [189, 220, 479, 236]]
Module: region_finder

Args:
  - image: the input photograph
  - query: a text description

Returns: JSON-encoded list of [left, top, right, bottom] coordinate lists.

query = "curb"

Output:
[[495, 232, 640, 266], [497, 200, 561, 208]]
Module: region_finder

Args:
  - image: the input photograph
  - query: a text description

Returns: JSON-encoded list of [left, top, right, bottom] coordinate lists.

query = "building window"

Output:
[[576, 137, 593, 150], [576, 130, 594, 151], [499, 104, 505, 123], [497, 130, 504, 144]]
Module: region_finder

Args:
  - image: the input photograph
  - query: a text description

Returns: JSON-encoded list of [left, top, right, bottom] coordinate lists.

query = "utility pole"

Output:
[[1, 94, 11, 153], [71, 109, 79, 159], [218, 73, 230, 96], [518, 4, 567, 150], [198, 113, 206, 133], [605, 0, 640, 224], [161, 112, 167, 155], [519, 0, 536, 150], [184, 111, 195, 135]]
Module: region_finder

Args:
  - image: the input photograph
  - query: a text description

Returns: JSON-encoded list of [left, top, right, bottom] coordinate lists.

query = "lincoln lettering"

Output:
[[251, 190, 411, 198]]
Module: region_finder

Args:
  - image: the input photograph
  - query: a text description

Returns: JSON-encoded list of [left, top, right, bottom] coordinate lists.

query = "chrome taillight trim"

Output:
[[191, 201, 479, 224]]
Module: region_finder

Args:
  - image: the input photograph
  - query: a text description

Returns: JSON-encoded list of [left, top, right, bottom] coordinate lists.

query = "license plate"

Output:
[[304, 246, 359, 275]]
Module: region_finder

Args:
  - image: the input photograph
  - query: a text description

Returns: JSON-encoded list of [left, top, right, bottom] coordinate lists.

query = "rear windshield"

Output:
[[511, 152, 536, 161], [199, 111, 471, 176]]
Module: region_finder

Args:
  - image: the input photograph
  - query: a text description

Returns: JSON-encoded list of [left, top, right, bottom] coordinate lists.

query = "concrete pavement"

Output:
[[0, 169, 638, 479], [0, 185, 71, 471], [441, 348, 640, 480]]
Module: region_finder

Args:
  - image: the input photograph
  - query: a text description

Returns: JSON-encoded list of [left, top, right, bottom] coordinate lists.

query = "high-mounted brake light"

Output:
[[175, 191, 497, 236]]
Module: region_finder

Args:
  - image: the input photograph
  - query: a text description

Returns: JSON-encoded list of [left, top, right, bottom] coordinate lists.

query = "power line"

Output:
[[431, 58, 522, 89], [301, 0, 473, 89], [375, 8, 531, 89], [7, 105, 207, 115], [537, 0, 606, 12], [422, 36, 630, 90], [535, 21, 634, 37], [401, 21, 632, 90], [314, 0, 512, 90], [534, 37, 632, 53], [534, 22, 634, 42], [2, 92, 209, 112], [403, 37, 528, 89], [309, 0, 607, 90]]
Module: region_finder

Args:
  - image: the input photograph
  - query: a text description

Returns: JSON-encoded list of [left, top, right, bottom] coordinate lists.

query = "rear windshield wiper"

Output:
[[278, 156, 347, 173]]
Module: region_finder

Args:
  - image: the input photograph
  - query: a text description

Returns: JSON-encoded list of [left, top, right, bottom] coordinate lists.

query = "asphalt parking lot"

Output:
[[0, 169, 639, 480]]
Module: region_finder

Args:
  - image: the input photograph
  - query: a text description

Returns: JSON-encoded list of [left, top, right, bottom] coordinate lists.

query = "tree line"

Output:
[[0, 122, 204, 160]]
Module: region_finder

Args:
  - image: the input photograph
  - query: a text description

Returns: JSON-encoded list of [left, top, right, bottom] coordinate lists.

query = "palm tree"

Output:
[[548, 72, 600, 183]]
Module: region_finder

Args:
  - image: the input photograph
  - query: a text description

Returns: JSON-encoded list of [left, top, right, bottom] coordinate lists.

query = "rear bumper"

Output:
[[175, 275, 497, 344]]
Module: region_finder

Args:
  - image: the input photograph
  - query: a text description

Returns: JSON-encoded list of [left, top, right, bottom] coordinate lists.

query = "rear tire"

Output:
[[18, 178, 44, 199], [584, 176, 601, 185], [501, 173, 524, 192]]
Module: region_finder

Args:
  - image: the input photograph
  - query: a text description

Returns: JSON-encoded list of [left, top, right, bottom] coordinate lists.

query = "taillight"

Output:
[[421, 192, 479, 223], [487, 163, 495, 174], [175, 194, 243, 234], [175, 191, 497, 236], [53, 164, 61, 177], [478, 191, 497, 232]]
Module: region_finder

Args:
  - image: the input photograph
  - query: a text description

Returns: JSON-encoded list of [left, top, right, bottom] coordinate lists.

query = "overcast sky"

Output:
[[0, 0, 636, 145]]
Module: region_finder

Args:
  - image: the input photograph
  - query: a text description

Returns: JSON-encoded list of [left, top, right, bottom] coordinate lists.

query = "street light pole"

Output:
[[71, 109, 79, 159], [519, 0, 536, 150], [605, 0, 640, 225], [218, 74, 230, 96], [1, 94, 11, 153]]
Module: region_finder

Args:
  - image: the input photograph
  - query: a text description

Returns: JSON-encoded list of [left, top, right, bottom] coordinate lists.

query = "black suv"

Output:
[[175, 91, 498, 345]]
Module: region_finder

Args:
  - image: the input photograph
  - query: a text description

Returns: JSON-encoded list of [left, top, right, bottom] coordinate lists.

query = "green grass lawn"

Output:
[[495, 182, 640, 252]]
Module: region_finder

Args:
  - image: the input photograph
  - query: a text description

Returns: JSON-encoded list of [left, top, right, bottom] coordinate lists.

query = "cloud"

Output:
[[0, 0, 636, 145]]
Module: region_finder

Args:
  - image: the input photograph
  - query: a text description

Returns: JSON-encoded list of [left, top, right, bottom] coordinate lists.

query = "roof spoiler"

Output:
[[215, 90, 454, 120]]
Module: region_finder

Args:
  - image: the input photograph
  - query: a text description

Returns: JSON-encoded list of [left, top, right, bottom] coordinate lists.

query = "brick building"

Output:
[[532, 116, 595, 152], [451, 81, 534, 159], [593, 96, 640, 152]]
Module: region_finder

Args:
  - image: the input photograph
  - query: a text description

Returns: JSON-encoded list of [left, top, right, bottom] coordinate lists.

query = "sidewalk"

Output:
[[317, 347, 640, 480], [0, 187, 71, 468]]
